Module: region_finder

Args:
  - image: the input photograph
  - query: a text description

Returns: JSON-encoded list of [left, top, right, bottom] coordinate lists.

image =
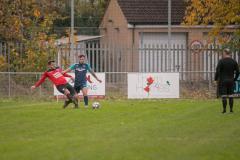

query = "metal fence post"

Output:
[[208, 71, 211, 92], [40, 85, 42, 97], [8, 43, 11, 98], [8, 73, 10, 98]]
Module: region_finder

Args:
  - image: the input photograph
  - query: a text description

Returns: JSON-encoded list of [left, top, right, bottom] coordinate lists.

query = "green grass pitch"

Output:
[[0, 99, 240, 160]]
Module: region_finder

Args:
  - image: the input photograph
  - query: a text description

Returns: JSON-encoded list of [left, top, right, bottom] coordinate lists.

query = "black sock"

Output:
[[229, 97, 233, 111], [84, 96, 88, 106], [222, 97, 227, 112], [66, 93, 73, 102]]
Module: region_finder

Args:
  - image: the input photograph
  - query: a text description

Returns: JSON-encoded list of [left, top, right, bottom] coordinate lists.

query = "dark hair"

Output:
[[78, 55, 85, 58], [48, 60, 55, 65]]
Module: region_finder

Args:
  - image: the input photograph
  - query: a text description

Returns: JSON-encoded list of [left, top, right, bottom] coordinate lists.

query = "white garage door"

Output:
[[139, 32, 187, 73]]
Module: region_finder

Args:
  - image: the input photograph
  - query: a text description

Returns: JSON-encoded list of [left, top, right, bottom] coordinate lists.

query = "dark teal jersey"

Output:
[[70, 63, 91, 86]]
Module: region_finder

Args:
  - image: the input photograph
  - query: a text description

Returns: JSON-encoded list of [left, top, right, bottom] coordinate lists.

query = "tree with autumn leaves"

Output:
[[0, 0, 108, 72], [183, 0, 240, 49], [0, 0, 65, 71]]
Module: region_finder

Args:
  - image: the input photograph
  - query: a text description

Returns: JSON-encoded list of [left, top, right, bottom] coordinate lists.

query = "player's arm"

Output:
[[31, 72, 47, 90], [88, 64, 102, 83], [58, 67, 72, 78], [62, 64, 75, 74], [62, 68, 71, 74], [214, 61, 221, 81], [63, 72, 73, 78], [58, 68, 74, 81], [63, 72, 74, 82]]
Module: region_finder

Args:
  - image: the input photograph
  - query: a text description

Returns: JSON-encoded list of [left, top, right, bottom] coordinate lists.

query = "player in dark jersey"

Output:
[[63, 55, 102, 108], [31, 60, 78, 108], [215, 49, 239, 113]]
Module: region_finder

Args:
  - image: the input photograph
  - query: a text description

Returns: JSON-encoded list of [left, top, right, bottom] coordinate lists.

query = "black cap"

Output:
[[48, 60, 55, 65]]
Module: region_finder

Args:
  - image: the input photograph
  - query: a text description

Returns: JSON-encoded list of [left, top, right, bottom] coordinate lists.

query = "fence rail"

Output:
[[1, 41, 239, 76], [0, 41, 239, 98]]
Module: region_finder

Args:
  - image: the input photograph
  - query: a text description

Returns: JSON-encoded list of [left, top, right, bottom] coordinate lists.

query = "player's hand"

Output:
[[31, 86, 36, 90], [70, 77, 75, 81]]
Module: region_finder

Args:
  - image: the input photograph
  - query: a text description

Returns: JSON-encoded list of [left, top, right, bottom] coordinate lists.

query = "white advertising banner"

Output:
[[54, 73, 105, 98], [128, 73, 179, 99]]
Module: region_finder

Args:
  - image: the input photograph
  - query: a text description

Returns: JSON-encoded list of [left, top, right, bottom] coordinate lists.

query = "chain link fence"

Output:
[[0, 41, 239, 99], [0, 72, 218, 99]]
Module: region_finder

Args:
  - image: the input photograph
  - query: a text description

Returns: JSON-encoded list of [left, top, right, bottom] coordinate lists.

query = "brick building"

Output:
[[99, 0, 237, 72]]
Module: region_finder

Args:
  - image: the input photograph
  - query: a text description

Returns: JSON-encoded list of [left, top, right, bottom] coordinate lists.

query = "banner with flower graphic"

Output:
[[128, 73, 179, 99]]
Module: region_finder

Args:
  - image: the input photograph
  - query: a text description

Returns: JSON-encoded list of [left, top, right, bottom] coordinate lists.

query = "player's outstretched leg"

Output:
[[63, 89, 76, 108], [63, 99, 72, 109], [70, 90, 79, 109], [73, 96, 79, 109]]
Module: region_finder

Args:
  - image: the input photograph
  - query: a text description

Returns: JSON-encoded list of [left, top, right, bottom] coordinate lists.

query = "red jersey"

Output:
[[34, 67, 72, 87]]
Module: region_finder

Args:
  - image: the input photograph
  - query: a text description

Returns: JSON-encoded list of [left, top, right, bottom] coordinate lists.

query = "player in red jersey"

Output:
[[31, 60, 78, 108]]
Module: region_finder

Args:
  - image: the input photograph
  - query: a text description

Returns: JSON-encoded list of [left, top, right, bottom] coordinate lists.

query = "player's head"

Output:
[[48, 60, 56, 69], [223, 48, 231, 57], [78, 54, 85, 64]]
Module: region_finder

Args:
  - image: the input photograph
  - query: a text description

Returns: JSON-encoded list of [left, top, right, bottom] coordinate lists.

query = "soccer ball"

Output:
[[92, 102, 100, 109]]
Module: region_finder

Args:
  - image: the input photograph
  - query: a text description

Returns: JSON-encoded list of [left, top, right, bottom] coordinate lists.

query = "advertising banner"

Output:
[[128, 73, 179, 99], [54, 73, 105, 98]]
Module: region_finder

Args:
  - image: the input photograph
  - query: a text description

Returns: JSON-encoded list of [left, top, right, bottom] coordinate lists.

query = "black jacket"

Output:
[[215, 57, 239, 82]]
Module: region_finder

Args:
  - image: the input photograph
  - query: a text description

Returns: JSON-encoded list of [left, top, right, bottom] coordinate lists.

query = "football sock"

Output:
[[229, 97, 233, 112], [84, 96, 88, 106], [66, 93, 73, 102], [222, 97, 227, 113]]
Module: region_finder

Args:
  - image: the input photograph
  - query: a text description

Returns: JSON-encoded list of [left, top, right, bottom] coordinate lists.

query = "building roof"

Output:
[[117, 0, 187, 25], [56, 35, 102, 45]]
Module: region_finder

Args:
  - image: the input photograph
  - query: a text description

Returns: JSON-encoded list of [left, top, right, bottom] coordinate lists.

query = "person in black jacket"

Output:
[[215, 48, 239, 113]]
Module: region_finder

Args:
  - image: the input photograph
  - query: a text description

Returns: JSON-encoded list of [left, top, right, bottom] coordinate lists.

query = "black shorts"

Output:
[[56, 83, 75, 96], [74, 82, 87, 93], [218, 80, 234, 96]]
